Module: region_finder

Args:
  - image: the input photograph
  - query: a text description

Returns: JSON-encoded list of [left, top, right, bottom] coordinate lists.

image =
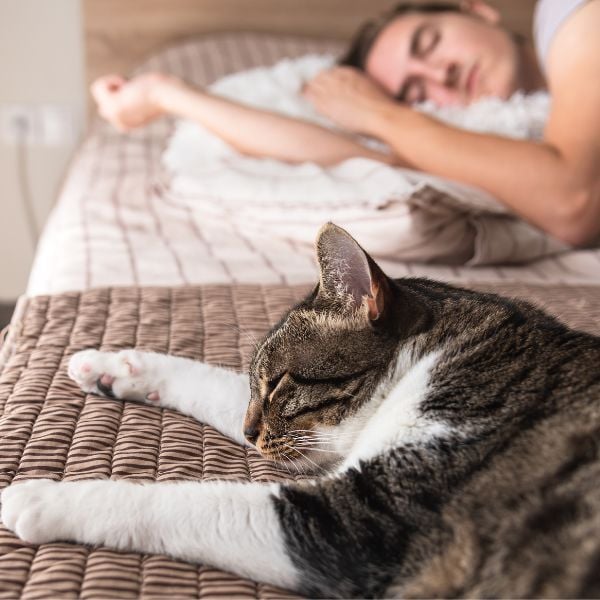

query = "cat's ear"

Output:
[[315, 223, 389, 321]]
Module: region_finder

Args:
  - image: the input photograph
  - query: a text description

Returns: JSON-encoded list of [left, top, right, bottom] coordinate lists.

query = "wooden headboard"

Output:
[[83, 0, 537, 88]]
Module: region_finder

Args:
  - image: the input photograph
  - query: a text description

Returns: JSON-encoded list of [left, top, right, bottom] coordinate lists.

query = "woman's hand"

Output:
[[303, 66, 398, 134], [91, 72, 180, 131]]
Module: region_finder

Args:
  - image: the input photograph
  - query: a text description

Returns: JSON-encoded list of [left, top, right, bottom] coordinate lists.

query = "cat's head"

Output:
[[246, 223, 428, 469]]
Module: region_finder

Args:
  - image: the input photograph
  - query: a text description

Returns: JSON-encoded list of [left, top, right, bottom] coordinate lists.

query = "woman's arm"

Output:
[[91, 73, 396, 167], [306, 2, 600, 246]]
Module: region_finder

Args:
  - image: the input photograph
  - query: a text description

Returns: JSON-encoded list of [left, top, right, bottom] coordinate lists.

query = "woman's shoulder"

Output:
[[533, 0, 592, 72]]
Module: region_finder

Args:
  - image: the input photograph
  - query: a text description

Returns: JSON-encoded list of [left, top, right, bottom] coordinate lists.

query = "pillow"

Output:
[[163, 54, 563, 265]]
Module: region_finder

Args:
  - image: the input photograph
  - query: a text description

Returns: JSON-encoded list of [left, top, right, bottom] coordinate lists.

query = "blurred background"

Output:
[[0, 0, 84, 324], [0, 0, 534, 327]]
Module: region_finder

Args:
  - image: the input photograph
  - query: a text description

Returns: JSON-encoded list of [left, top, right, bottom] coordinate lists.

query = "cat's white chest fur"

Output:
[[335, 350, 450, 472]]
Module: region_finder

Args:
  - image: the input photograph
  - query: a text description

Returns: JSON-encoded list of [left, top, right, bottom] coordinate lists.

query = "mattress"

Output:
[[1, 282, 600, 597], [26, 32, 600, 297]]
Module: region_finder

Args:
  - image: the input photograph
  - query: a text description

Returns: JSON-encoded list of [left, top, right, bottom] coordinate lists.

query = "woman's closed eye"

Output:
[[412, 24, 441, 58], [398, 77, 427, 104], [397, 24, 442, 103]]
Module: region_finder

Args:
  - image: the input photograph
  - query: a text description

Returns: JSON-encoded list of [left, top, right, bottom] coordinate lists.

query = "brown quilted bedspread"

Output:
[[1, 283, 599, 598]]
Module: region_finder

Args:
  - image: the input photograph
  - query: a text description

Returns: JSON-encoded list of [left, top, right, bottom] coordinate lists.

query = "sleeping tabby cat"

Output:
[[2, 223, 600, 598]]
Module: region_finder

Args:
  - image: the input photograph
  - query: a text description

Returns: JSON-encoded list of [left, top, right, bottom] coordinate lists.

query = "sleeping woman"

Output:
[[91, 0, 600, 247]]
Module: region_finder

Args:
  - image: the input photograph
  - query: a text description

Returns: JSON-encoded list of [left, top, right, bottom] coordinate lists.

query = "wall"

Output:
[[0, 0, 85, 301], [84, 0, 535, 95]]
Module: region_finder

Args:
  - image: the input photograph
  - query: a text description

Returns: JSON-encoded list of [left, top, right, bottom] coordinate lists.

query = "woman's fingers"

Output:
[[98, 74, 126, 93], [91, 75, 132, 128], [303, 68, 352, 107], [303, 67, 395, 133], [91, 75, 128, 126], [91, 75, 126, 102], [94, 76, 151, 131], [92, 71, 173, 131]]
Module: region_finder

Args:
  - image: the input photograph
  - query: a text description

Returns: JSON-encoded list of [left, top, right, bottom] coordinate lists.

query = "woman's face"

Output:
[[365, 7, 522, 106]]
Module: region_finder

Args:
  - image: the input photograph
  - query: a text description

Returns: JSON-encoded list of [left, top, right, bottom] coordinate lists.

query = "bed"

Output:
[[2, 6, 600, 596], [27, 32, 600, 296]]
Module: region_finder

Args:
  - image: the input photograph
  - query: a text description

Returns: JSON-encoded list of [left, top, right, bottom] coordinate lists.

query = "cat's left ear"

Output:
[[315, 223, 390, 321]]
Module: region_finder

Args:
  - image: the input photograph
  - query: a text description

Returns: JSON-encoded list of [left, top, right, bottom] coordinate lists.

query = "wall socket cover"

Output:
[[0, 103, 75, 146], [0, 105, 36, 144]]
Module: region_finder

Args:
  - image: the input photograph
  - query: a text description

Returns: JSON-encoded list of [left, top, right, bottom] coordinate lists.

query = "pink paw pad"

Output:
[[81, 364, 92, 374], [146, 391, 160, 404], [99, 374, 115, 387]]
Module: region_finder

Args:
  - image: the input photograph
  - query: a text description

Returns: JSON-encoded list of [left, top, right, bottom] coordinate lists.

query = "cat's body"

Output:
[[2, 224, 600, 598]]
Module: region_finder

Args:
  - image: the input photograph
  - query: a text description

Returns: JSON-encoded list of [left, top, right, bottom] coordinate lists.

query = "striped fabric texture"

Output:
[[26, 33, 600, 297], [0, 285, 309, 598], [1, 283, 600, 597]]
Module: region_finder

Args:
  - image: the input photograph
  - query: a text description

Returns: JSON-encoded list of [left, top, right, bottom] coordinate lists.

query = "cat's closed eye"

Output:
[[289, 369, 370, 386], [286, 395, 343, 419], [266, 371, 352, 391], [267, 373, 285, 393]]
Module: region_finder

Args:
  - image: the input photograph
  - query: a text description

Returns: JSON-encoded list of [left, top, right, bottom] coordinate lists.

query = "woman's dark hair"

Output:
[[340, 2, 461, 69]]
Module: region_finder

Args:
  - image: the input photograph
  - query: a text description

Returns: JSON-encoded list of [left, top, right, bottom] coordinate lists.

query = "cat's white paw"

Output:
[[1, 479, 65, 544], [68, 349, 112, 393], [68, 349, 161, 403]]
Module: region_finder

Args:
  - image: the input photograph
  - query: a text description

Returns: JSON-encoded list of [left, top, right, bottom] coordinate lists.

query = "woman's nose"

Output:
[[445, 63, 462, 89], [420, 60, 460, 88], [412, 59, 465, 106]]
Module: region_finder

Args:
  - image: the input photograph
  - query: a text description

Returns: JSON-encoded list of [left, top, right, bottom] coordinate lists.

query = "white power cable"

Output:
[[14, 115, 39, 248]]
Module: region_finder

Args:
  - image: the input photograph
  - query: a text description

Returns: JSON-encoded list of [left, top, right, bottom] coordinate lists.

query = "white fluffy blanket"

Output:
[[163, 54, 565, 265]]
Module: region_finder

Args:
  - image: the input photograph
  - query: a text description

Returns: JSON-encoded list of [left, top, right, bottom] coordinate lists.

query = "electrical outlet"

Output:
[[38, 105, 74, 146], [0, 103, 74, 146], [0, 105, 36, 144]]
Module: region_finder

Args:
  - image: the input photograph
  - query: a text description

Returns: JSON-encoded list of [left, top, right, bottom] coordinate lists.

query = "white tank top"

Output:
[[533, 0, 590, 71]]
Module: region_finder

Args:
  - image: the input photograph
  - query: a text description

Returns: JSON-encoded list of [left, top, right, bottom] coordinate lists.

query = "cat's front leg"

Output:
[[69, 349, 250, 445], [1, 478, 299, 591]]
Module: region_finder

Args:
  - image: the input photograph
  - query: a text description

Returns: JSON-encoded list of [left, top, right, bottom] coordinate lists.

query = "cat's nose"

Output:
[[244, 425, 260, 445]]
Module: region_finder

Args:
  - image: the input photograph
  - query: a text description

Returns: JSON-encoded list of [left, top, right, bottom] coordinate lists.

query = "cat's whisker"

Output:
[[276, 456, 290, 476], [288, 429, 345, 435], [287, 435, 334, 447], [276, 447, 307, 479], [298, 433, 357, 441], [271, 441, 308, 478], [277, 452, 295, 479], [215, 319, 261, 348], [289, 428, 360, 436], [293, 457, 309, 479], [289, 433, 357, 447], [287, 436, 336, 445], [282, 443, 327, 475], [288, 430, 359, 441], [287, 437, 353, 452], [292, 444, 341, 454], [292, 438, 342, 449], [282, 453, 306, 478]]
